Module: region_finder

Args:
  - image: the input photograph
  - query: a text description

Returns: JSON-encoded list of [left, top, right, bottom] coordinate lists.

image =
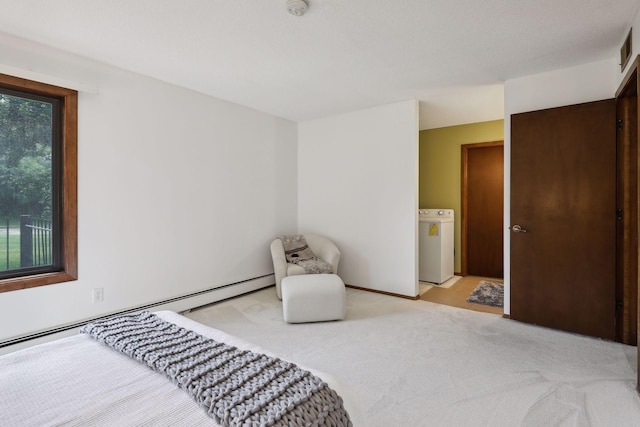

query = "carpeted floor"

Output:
[[185, 286, 640, 427]]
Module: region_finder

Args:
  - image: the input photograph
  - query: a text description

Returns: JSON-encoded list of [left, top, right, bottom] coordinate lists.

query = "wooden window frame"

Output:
[[0, 73, 77, 293]]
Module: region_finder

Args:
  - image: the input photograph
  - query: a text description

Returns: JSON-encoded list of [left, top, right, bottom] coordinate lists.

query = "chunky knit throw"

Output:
[[278, 234, 334, 275], [81, 312, 351, 427]]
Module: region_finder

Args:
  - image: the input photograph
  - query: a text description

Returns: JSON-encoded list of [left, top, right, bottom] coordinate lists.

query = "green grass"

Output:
[[0, 230, 21, 271]]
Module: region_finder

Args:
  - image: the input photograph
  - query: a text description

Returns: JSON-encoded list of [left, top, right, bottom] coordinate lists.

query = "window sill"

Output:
[[0, 270, 77, 293]]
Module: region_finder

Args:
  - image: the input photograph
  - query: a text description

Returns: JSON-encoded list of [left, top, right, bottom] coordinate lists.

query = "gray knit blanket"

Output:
[[279, 234, 333, 275], [81, 312, 351, 427]]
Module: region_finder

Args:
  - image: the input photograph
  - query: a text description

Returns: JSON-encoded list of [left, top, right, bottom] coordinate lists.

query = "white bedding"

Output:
[[0, 311, 364, 426]]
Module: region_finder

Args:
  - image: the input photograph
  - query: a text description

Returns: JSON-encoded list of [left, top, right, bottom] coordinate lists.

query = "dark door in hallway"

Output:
[[463, 142, 504, 278], [510, 99, 616, 340]]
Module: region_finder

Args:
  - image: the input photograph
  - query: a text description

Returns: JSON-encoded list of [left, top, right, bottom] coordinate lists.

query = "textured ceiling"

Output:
[[0, 0, 637, 129]]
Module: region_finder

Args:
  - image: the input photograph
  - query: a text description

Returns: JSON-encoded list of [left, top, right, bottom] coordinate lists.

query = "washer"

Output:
[[418, 209, 454, 284]]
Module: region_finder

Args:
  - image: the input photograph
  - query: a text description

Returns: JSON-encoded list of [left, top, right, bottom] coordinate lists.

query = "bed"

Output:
[[0, 310, 365, 426]]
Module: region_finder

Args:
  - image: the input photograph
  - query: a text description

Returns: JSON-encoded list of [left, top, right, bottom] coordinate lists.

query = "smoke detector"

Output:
[[287, 0, 309, 16]]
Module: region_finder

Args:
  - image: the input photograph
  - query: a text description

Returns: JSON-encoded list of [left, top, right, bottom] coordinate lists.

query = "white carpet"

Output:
[[185, 287, 640, 427]]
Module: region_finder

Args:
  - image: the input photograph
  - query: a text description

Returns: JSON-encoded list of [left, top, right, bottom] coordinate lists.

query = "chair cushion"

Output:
[[286, 263, 306, 276]]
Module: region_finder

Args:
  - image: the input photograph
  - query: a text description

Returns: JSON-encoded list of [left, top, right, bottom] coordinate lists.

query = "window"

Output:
[[0, 74, 77, 292]]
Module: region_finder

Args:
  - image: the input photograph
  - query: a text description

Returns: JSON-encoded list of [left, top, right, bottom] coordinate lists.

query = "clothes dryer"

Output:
[[418, 209, 454, 284]]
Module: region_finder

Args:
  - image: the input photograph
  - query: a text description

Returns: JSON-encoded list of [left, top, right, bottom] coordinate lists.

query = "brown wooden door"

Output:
[[462, 142, 504, 278], [616, 91, 638, 345], [510, 99, 616, 340], [615, 63, 639, 347]]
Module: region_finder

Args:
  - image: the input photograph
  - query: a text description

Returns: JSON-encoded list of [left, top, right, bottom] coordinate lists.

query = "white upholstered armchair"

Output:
[[270, 234, 341, 300]]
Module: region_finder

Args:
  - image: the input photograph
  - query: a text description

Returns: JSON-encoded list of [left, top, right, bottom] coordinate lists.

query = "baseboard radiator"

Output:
[[0, 274, 274, 355]]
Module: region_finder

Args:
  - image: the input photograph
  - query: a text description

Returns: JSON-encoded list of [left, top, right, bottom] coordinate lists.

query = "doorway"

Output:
[[419, 123, 504, 315], [461, 141, 504, 278]]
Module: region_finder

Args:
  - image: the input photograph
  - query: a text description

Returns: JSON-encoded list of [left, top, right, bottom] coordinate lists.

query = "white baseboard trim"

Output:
[[0, 275, 274, 355]]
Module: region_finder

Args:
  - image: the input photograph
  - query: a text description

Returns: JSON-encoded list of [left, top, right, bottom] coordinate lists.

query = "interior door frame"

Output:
[[615, 55, 640, 390], [461, 140, 504, 277]]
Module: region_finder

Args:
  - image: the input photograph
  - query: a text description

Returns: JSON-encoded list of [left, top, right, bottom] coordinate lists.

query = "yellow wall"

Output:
[[419, 119, 504, 273]]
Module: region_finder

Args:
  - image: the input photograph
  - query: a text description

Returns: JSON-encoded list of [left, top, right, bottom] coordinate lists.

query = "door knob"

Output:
[[511, 224, 527, 233]]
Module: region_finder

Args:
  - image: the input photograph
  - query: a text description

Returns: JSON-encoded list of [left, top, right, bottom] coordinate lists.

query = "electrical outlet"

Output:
[[92, 288, 104, 303]]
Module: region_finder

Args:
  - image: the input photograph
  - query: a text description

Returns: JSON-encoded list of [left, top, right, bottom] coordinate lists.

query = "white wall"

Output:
[[419, 84, 504, 130], [506, 58, 618, 116], [0, 33, 297, 341], [503, 58, 619, 315], [298, 100, 419, 297]]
